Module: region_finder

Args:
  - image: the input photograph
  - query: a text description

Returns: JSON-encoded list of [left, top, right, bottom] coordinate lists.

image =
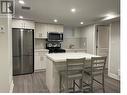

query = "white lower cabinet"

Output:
[[34, 50, 48, 71]]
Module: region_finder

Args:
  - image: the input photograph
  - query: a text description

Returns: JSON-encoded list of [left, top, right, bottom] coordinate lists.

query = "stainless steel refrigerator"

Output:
[[12, 28, 34, 75]]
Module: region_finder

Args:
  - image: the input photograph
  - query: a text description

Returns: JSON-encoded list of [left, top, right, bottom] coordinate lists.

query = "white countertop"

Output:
[[65, 49, 87, 50], [34, 49, 49, 52], [46, 53, 100, 62]]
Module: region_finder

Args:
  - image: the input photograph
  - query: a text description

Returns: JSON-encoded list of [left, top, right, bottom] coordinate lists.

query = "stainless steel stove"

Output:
[[46, 42, 66, 53]]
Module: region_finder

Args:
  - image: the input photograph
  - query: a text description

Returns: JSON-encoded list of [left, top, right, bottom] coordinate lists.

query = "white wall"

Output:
[[80, 24, 96, 54], [108, 21, 120, 80], [0, 14, 13, 92]]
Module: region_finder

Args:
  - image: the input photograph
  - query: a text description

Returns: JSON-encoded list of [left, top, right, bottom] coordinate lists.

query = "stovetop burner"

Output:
[[46, 41, 65, 53], [48, 48, 66, 53]]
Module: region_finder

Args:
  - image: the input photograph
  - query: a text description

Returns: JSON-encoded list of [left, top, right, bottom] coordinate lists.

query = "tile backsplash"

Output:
[[34, 38, 87, 50], [61, 37, 87, 49], [34, 39, 46, 49]]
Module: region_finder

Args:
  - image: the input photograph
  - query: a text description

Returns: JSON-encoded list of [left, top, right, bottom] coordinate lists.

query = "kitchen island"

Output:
[[46, 53, 99, 93]]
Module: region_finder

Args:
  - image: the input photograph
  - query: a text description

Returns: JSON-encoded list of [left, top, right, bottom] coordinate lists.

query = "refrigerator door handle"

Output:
[[18, 38, 21, 57]]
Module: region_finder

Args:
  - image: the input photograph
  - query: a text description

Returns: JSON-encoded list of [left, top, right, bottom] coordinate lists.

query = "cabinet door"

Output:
[[35, 55, 39, 70], [57, 25, 63, 33], [35, 23, 42, 38], [34, 51, 48, 70], [41, 24, 47, 38], [24, 21, 35, 29], [35, 23, 47, 38], [12, 19, 24, 28], [47, 24, 57, 32], [40, 54, 45, 69], [41, 52, 48, 69], [34, 52, 42, 70], [12, 19, 35, 29], [40, 52, 48, 70]]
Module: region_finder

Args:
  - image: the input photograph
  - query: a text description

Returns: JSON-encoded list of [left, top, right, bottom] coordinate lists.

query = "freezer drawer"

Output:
[[22, 55, 34, 74], [13, 57, 21, 75]]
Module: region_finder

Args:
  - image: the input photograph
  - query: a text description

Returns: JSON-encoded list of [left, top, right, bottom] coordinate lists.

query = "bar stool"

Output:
[[83, 57, 107, 93], [59, 58, 85, 93]]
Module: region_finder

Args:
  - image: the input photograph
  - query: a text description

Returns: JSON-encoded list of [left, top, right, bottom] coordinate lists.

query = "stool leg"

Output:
[[59, 74, 62, 93], [73, 80, 75, 92], [102, 74, 105, 93], [65, 78, 69, 93], [80, 79, 83, 92], [91, 76, 93, 92]]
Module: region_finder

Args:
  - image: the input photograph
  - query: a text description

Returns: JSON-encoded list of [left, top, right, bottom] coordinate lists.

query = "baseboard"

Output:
[[108, 72, 120, 80], [9, 80, 14, 93]]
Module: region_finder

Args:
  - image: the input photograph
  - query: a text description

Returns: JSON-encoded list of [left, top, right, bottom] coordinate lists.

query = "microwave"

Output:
[[48, 32, 63, 41]]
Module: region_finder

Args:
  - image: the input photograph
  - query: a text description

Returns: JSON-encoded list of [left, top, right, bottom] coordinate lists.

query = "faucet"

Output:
[[69, 44, 75, 49]]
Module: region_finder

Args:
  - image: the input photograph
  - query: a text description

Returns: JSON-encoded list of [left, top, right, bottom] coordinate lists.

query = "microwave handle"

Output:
[[60, 34, 63, 40]]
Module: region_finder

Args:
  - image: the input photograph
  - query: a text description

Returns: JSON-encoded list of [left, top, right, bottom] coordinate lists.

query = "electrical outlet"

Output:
[[0, 26, 5, 33]]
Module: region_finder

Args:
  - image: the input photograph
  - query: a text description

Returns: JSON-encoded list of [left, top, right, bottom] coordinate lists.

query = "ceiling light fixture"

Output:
[[19, 0, 25, 4], [54, 19, 58, 23], [103, 13, 118, 20], [19, 16, 23, 19], [80, 22, 84, 25], [71, 8, 76, 13]]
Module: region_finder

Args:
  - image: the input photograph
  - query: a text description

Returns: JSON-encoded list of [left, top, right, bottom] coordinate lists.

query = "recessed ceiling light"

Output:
[[19, 16, 23, 19], [80, 22, 84, 25], [19, 0, 25, 4], [71, 8, 76, 13], [54, 19, 58, 23]]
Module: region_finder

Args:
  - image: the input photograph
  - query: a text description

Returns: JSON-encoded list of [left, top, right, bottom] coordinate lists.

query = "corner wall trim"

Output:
[[9, 80, 14, 93], [108, 72, 120, 80]]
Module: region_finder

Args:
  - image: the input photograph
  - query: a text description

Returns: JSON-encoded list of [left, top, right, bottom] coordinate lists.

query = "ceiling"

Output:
[[14, 0, 120, 27]]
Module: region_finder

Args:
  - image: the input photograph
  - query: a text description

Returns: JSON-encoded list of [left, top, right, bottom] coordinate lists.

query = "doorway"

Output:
[[96, 25, 109, 68]]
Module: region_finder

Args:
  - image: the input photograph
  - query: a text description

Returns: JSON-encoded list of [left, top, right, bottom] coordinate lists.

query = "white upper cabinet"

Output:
[[56, 25, 64, 33], [35, 23, 63, 39], [12, 19, 35, 29], [47, 24, 63, 33], [47, 24, 57, 32], [35, 23, 47, 38]]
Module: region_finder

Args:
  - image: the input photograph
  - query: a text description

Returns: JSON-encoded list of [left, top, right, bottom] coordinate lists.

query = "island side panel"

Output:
[[46, 57, 54, 92], [52, 62, 66, 92], [46, 57, 66, 92]]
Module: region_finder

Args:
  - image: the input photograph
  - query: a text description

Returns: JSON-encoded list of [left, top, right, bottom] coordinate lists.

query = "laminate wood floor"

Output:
[[13, 71, 49, 93], [13, 71, 120, 93]]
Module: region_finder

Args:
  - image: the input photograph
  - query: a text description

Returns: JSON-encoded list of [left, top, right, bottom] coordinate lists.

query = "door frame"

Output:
[[95, 25, 110, 69]]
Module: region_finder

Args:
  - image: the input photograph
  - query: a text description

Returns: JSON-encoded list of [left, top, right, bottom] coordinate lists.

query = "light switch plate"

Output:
[[0, 26, 5, 33]]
